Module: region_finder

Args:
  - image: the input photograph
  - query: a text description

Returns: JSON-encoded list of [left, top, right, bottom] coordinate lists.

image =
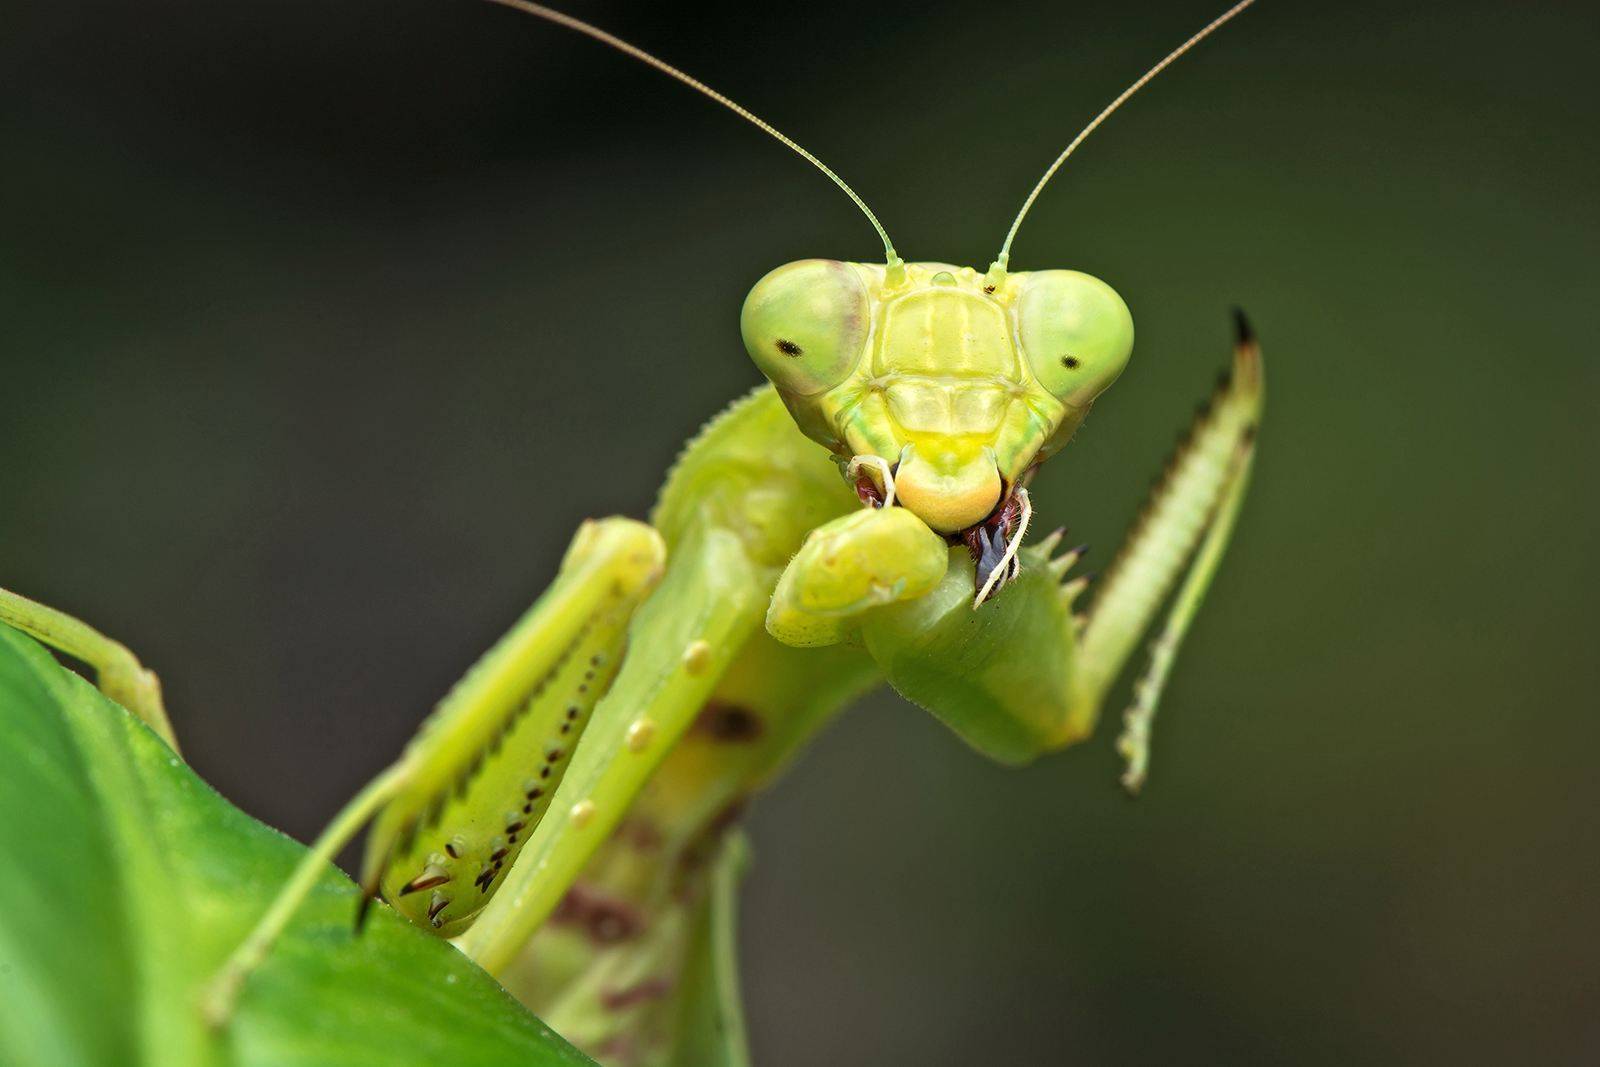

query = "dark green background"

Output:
[[4, 1, 1596, 1063]]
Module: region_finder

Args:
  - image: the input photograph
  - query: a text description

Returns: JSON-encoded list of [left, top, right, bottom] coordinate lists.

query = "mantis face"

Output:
[[742, 259, 1134, 536]]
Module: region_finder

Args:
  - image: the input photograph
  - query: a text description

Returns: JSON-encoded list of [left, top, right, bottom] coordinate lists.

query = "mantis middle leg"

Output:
[[0, 586, 175, 751]]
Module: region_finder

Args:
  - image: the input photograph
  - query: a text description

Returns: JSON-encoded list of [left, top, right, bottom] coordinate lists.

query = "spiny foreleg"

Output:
[[1074, 312, 1264, 791], [199, 516, 666, 1025]]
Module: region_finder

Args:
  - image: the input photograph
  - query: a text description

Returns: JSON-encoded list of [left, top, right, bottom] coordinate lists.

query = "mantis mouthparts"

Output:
[[968, 488, 1033, 608]]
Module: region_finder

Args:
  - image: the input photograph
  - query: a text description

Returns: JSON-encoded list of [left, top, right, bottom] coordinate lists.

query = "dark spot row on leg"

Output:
[[453, 621, 597, 804], [404, 623, 622, 911]]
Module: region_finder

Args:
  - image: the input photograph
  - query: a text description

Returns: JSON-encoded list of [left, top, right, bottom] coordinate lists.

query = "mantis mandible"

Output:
[[0, 1, 1264, 1062]]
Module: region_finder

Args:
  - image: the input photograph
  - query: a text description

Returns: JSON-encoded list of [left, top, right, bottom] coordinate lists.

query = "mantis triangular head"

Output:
[[491, 0, 1255, 572]]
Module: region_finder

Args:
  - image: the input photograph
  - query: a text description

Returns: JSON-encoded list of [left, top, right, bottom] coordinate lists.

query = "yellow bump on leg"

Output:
[[569, 799, 597, 829], [625, 717, 657, 752], [682, 639, 713, 675]]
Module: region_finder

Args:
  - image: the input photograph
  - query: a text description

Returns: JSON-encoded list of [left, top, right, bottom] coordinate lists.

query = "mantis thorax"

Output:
[[741, 259, 1135, 534]]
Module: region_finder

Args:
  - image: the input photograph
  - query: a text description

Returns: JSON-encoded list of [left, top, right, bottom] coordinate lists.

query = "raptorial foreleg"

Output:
[[1073, 312, 1265, 790]]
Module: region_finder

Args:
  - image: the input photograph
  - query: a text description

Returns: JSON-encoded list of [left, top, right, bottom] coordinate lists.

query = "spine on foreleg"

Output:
[[359, 518, 666, 936], [1074, 315, 1263, 706]]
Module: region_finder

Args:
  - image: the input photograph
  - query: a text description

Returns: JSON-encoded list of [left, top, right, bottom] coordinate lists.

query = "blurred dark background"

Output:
[[4, 0, 1597, 1063]]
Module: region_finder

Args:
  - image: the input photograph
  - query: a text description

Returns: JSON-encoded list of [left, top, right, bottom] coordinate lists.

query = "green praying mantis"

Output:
[[0, 1, 1265, 1063]]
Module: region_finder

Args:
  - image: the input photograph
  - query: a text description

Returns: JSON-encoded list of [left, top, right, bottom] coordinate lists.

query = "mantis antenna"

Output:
[[990, 0, 1258, 276], [486, 0, 902, 272]]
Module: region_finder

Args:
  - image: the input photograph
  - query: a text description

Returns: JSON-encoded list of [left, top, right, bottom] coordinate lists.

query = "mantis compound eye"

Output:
[[740, 259, 869, 397], [1016, 270, 1135, 408]]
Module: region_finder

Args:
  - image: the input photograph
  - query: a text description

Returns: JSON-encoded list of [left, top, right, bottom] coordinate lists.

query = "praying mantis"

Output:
[[0, 1, 1265, 1063]]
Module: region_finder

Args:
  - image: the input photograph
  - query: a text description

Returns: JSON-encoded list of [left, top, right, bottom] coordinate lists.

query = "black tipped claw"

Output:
[[353, 891, 375, 934], [1231, 306, 1256, 347]]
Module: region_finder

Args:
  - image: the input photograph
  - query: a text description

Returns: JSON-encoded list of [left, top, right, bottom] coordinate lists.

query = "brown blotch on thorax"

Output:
[[600, 976, 672, 1012], [694, 701, 764, 743], [552, 884, 647, 944]]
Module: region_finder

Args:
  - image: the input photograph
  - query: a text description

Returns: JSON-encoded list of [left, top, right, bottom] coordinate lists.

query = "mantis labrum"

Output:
[[0, 2, 1265, 1063]]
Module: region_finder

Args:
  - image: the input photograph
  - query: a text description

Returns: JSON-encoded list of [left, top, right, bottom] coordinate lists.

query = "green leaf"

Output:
[[0, 625, 594, 1067]]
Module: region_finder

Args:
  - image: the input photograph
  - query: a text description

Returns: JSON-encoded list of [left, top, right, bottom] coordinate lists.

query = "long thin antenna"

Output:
[[991, 0, 1257, 275], [486, 0, 901, 270]]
